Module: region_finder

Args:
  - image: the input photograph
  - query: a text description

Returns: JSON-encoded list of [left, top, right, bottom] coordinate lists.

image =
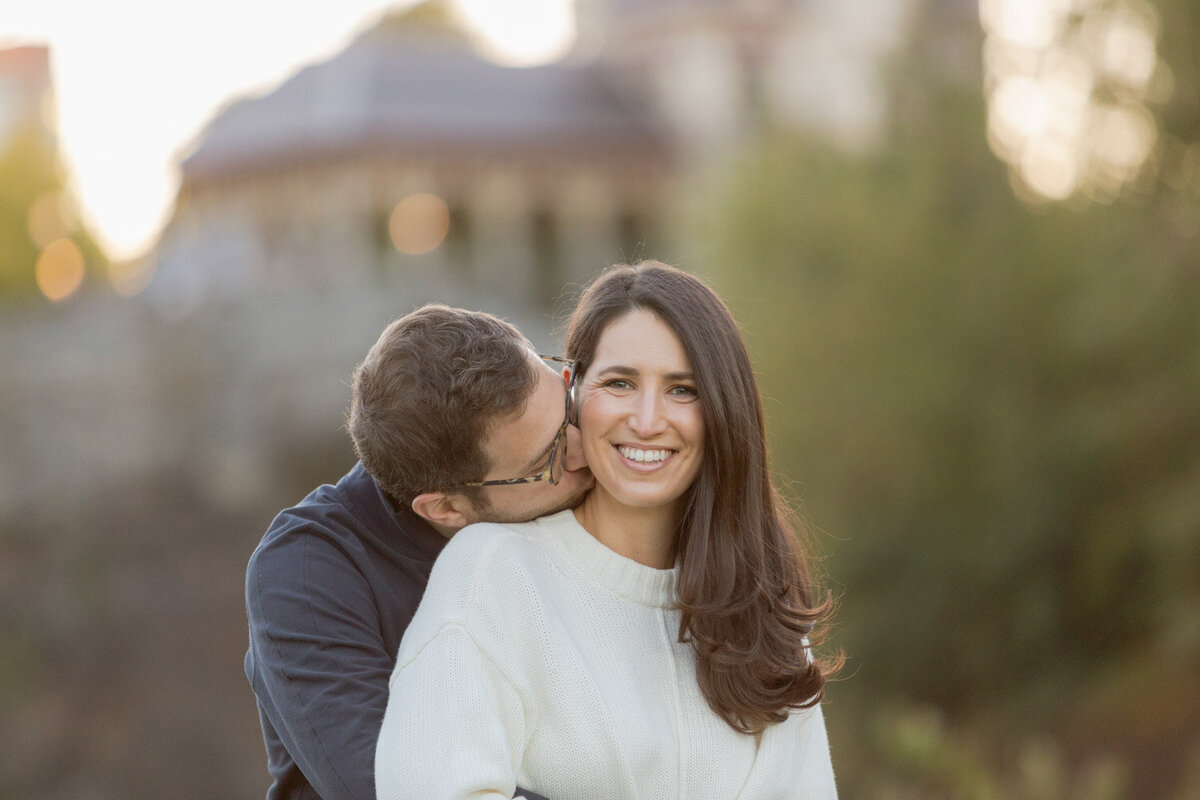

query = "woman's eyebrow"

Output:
[[594, 364, 637, 376], [594, 364, 694, 381]]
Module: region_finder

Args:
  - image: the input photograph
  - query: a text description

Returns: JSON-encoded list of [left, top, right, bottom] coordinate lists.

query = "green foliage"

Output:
[[694, 3, 1200, 797], [0, 123, 107, 302], [864, 704, 1134, 800], [364, 0, 472, 45], [0, 123, 56, 298], [1157, 0, 1200, 144]]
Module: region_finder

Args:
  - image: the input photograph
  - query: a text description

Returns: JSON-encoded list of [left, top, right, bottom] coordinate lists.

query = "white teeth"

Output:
[[618, 446, 671, 463]]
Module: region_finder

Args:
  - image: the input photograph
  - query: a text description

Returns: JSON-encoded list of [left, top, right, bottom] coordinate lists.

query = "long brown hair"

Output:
[[565, 261, 838, 734]]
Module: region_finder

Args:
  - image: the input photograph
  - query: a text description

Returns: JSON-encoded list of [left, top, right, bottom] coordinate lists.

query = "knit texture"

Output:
[[375, 510, 838, 799]]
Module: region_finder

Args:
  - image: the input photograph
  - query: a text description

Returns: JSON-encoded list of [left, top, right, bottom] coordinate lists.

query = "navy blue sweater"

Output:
[[245, 462, 448, 800]]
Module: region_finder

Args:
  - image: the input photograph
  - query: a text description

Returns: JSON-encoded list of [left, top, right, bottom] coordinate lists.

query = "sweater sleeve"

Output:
[[795, 703, 839, 799], [375, 525, 538, 800], [245, 528, 392, 800], [375, 621, 528, 799]]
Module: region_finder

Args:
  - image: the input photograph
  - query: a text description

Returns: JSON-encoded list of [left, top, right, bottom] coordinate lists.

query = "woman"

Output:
[[376, 261, 839, 798]]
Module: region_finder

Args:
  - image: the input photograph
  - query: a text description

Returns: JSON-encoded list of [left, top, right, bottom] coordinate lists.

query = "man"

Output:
[[245, 304, 592, 800]]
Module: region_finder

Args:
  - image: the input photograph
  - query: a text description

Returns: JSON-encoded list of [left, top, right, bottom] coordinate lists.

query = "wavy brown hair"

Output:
[[565, 261, 838, 735]]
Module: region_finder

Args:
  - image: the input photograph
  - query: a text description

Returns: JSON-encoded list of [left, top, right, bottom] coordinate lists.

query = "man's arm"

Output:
[[246, 531, 392, 800]]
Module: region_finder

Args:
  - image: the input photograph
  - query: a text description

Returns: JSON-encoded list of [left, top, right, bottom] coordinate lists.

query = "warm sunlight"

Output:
[[1, 0, 576, 264], [980, 0, 1166, 204], [457, 0, 574, 66]]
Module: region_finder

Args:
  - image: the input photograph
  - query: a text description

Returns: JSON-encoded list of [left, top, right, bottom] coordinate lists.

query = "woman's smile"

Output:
[[616, 444, 676, 468]]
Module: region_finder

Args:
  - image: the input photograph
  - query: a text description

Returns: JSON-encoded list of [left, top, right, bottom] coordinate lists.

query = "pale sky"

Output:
[[2, 0, 575, 261]]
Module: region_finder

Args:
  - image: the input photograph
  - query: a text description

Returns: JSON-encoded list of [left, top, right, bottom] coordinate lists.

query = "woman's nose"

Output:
[[628, 392, 668, 437]]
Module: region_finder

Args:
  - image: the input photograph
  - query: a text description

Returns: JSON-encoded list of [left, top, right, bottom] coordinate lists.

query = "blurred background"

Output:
[[2, 0, 1198, 797]]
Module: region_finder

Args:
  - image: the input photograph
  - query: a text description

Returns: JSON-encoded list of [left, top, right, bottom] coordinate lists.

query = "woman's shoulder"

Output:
[[438, 519, 542, 571], [421, 516, 563, 609], [447, 510, 576, 561], [396, 518, 559, 665]]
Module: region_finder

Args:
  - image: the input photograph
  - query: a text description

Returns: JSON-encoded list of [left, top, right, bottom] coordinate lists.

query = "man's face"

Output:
[[460, 356, 593, 525]]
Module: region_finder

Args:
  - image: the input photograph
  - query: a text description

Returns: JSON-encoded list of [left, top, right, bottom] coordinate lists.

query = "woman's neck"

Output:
[[572, 489, 679, 569]]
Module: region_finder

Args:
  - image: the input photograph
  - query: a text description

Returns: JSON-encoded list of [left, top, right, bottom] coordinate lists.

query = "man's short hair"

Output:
[[347, 304, 538, 505]]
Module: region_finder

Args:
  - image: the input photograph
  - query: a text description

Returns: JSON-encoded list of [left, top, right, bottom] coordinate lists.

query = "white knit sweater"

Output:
[[375, 509, 838, 799]]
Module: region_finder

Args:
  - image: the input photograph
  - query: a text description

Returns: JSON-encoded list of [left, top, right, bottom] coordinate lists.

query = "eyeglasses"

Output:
[[458, 354, 577, 488]]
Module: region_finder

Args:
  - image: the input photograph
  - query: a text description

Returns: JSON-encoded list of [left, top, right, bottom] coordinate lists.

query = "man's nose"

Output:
[[563, 423, 588, 471]]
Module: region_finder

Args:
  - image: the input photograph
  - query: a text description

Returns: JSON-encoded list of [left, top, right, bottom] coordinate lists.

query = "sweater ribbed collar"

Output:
[[535, 509, 678, 609]]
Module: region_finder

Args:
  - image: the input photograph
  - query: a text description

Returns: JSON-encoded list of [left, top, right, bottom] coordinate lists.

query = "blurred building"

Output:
[[148, 0, 918, 317], [0, 44, 54, 148], [579, 0, 914, 153], [2, 0, 930, 522], [148, 9, 673, 319]]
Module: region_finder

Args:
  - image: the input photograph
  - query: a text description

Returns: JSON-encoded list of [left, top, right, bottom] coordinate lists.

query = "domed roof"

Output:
[[181, 28, 666, 180]]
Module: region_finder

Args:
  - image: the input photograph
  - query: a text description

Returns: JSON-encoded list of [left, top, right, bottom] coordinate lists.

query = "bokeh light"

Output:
[[979, 0, 1073, 50], [1092, 103, 1156, 177], [1084, 2, 1158, 89], [26, 191, 70, 248], [1019, 136, 1079, 200], [35, 238, 86, 301], [980, 0, 1166, 204], [388, 193, 451, 255], [107, 258, 156, 298]]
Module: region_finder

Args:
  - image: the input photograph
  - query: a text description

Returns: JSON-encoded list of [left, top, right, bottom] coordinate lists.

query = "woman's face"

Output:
[[576, 308, 705, 512]]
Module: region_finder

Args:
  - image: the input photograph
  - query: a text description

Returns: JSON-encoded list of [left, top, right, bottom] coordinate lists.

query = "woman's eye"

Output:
[[670, 385, 698, 398], [603, 379, 633, 390]]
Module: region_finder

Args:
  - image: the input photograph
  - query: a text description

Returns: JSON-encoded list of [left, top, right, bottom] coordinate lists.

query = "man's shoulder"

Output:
[[255, 485, 355, 552], [282, 462, 378, 521], [249, 465, 380, 569]]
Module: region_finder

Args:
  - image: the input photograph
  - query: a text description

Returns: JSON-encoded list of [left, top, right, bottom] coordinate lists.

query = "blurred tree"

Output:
[[0, 121, 107, 303], [364, 0, 472, 44], [0, 122, 53, 298], [694, 0, 1199, 796]]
